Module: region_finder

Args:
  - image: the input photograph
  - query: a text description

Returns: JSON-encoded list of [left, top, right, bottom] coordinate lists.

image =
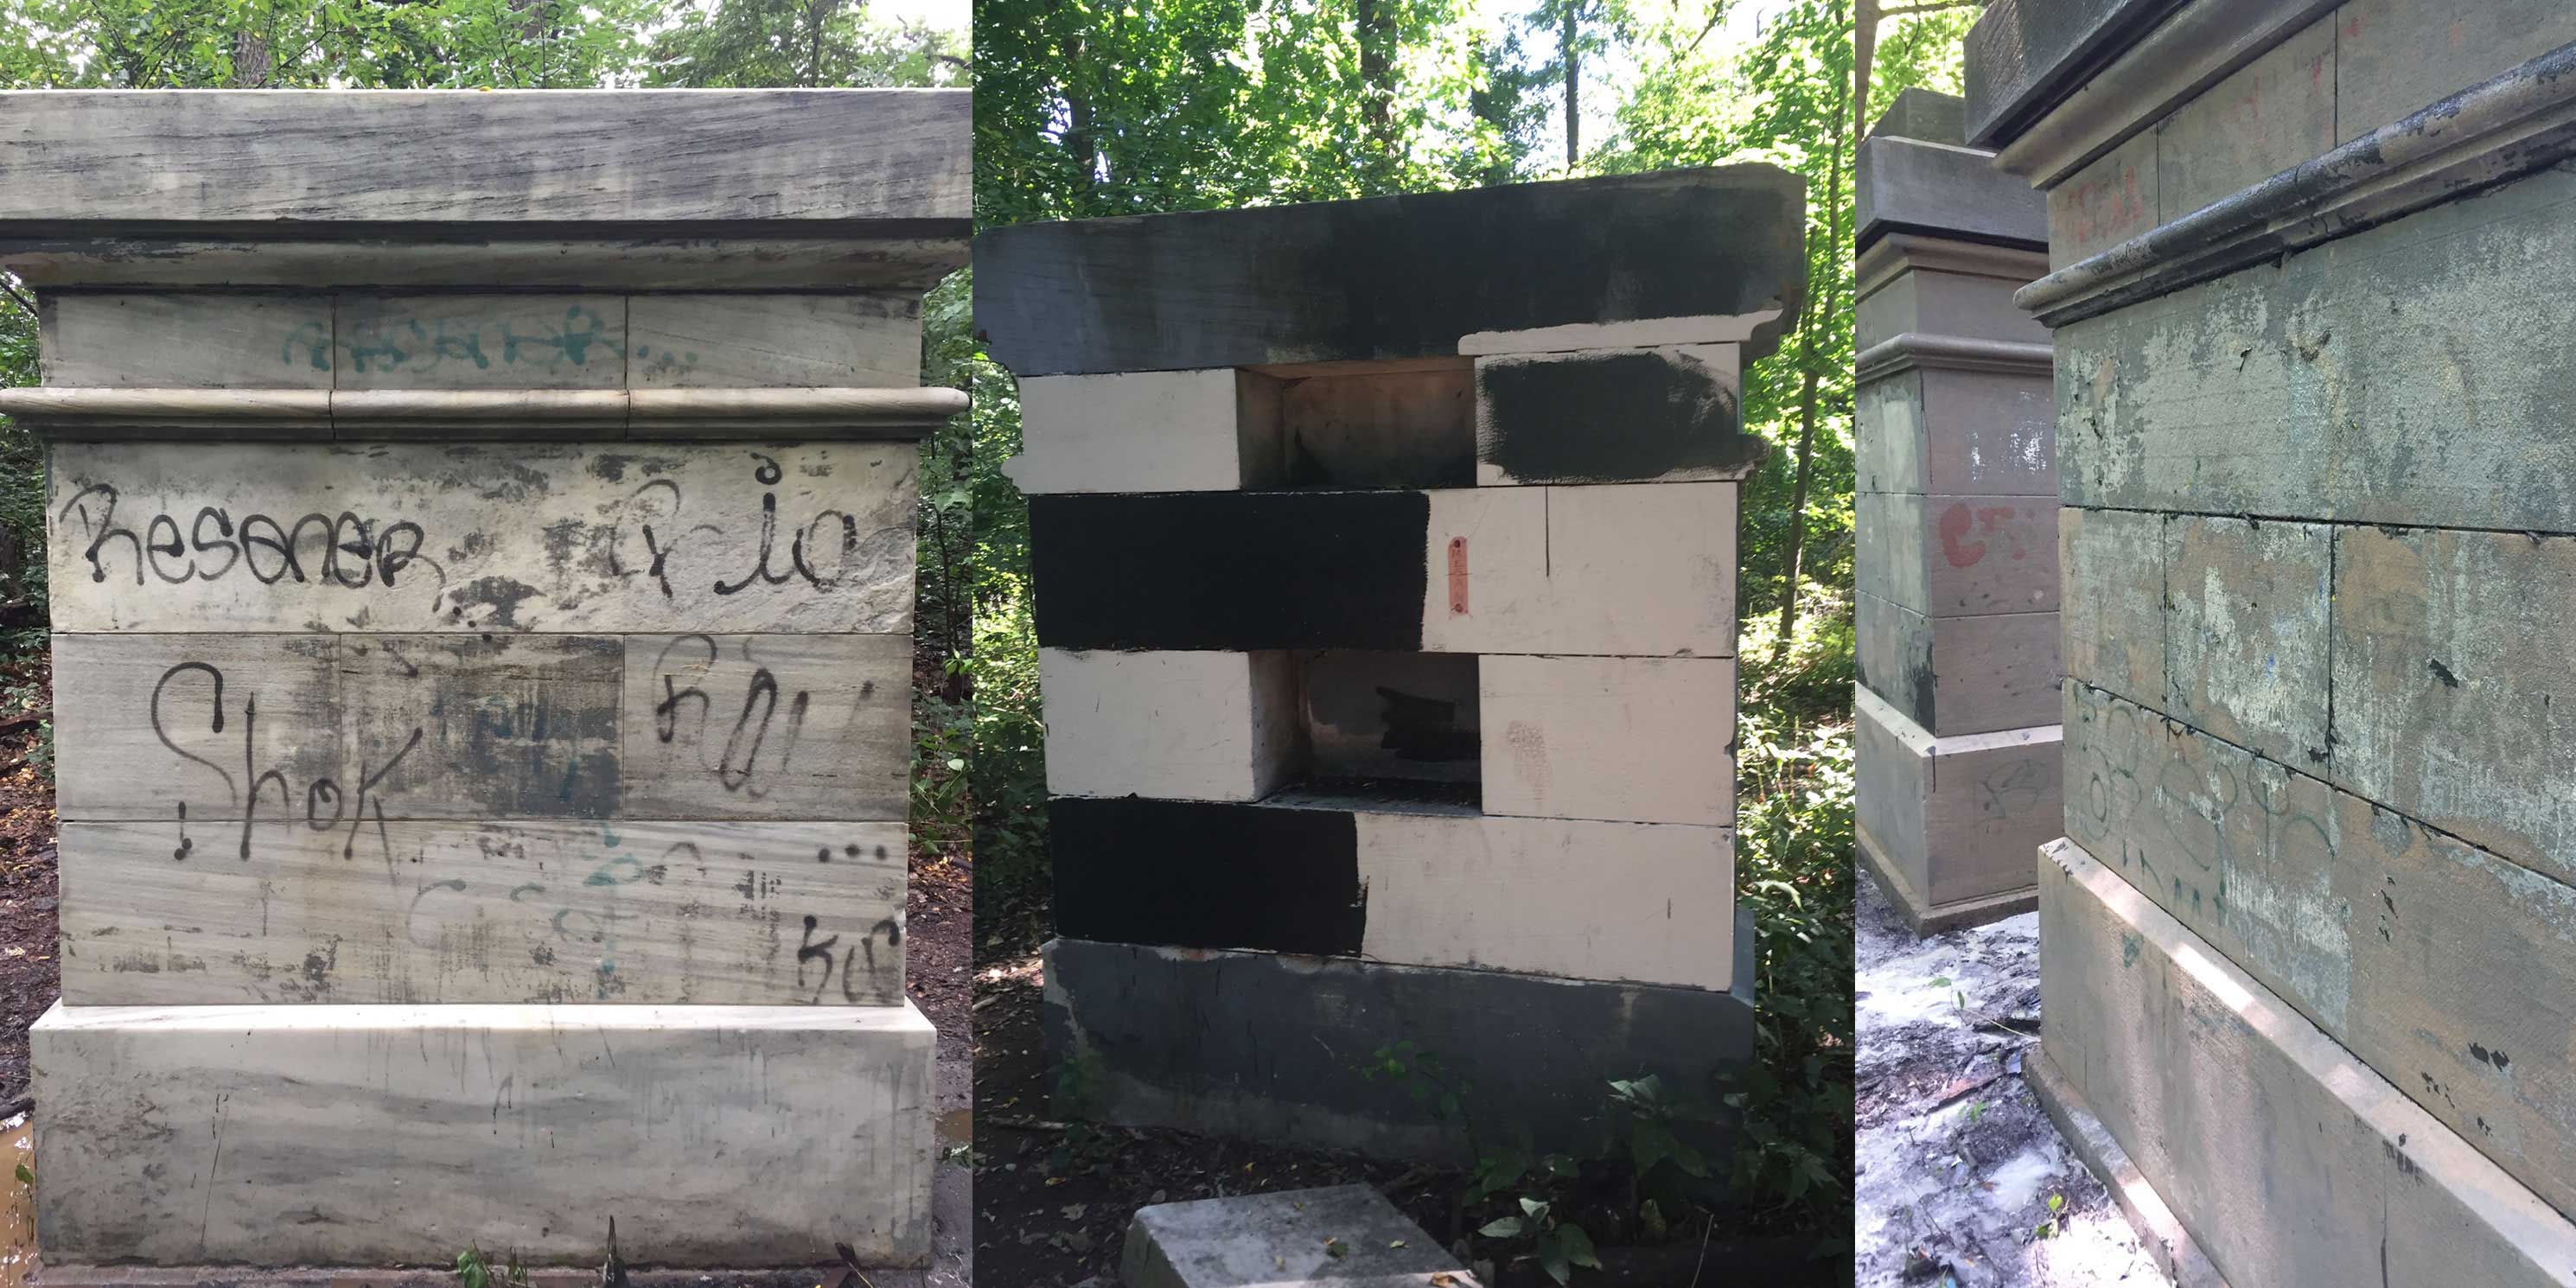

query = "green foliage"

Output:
[[646, 0, 966, 88], [452, 1245, 527, 1288], [0, 0, 660, 88]]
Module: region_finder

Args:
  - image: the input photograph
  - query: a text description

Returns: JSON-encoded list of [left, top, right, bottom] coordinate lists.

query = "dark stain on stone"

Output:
[[1374, 686, 1476, 762], [1479, 350, 1760, 483], [2427, 658, 2461, 688], [590, 454, 634, 483], [540, 518, 586, 574], [447, 577, 543, 628], [2472, 1043, 2511, 1072]]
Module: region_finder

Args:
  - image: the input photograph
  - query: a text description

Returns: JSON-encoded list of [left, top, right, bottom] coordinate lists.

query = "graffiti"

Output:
[[59, 483, 437, 591], [649, 634, 814, 799], [150, 660, 421, 864]]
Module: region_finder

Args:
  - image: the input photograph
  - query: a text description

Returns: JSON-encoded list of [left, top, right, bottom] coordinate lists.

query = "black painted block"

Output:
[[1049, 796, 1367, 957], [1026, 491, 1430, 652], [1043, 933, 1759, 1162], [1477, 348, 1761, 483]]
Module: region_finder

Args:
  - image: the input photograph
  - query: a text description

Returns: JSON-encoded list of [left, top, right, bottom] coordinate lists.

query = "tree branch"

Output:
[[1878, 0, 1974, 16], [0, 279, 33, 319]]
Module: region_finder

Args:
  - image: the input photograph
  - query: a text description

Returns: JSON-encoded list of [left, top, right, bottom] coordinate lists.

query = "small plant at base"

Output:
[[1480, 1196, 1603, 1285], [2034, 1192, 2066, 1240], [455, 1245, 528, 1288]]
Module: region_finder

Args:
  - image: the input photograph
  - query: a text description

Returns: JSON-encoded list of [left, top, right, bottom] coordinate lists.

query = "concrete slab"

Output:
[[1120, 1184, 1476, 1288]]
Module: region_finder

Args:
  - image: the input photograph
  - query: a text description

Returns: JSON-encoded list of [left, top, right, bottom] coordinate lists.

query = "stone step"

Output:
[[30, 1000, 934, 1267], [1121, 1183, 1478, 1288]]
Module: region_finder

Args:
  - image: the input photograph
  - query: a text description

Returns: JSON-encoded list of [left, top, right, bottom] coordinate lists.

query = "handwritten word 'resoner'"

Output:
[[60, 484, 432, 590]]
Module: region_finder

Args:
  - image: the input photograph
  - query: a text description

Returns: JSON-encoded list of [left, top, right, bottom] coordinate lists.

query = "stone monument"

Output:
[[1852, 87, 2061, 934], [0, 89, 967, 1267], [975, 168, 1801, 1156], [1966, 5, 2576, 1283]]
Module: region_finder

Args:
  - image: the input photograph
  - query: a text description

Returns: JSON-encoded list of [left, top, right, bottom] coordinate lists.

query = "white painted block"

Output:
[[1008, 369, 1281, 494], [48, 440, 915, 634], [32, 1000, 934, 1266], [1355, 811, 1734, 991], [1421, 481, 1738, 657], [1040, 648, 1299, 801], [59, 819, 909, 1006], [1456, 309, 1783, 356], [1479, 654, 1737, 826]]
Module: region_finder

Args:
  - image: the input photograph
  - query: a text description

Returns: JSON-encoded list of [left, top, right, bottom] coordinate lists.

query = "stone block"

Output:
[[1008, 368, 1282, 494], [1047, 795, 1736, 992], [1854, 133, 2049, 249], [1853, 685, 2061, 915], [41, 293, 335, 389], [2039, 838, 2576, 1288], [1855, 266, 2050, 353], [2151, 16, 2335, 220], [2058, 504, 2167, 707], [1038, 648, 1299, 802], [2335, 0, 2576, 144], [2046, 129, 2155, 268], [47, 440, 916, 635], [1854, 592, 2057, 736], [1042, 933, 1755, 1161], [334, 295, 628, 390], [2165, 514, 2332, 770], [627, 292, 924, 388], [1478, 654, 1735, 826], [1855, 492, 2058, 617], [1121, 1185, 1475, 1288], [1473, 344, 1759, 485], [57, 819, 908, 1006], [1855, 367, 2056, 497], [30, 999, 936, 1266]]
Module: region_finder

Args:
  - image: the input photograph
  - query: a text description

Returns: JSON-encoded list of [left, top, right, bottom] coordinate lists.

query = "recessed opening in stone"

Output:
[[1244, 358, 1476, 490], [1265, 649, 1481, 809]]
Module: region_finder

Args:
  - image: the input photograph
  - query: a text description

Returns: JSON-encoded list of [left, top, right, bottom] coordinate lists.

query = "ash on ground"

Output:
[[1853, 872, 2165, 1287]]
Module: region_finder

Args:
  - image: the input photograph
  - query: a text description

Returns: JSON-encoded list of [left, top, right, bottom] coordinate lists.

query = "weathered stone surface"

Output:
[[1869, 86, 1968, 145], [335, 295, 628, 391], [30, 999, 936, 1266], [52, 632, 909, 825], [2055, 164, 2576, 531], [41, 293, 336, 389], [1854, 685, 2061, 909], [2040, 838, 2576, 1288], [1121, 1185, 1475, 1288], [1037, 648, 1300, 802], [48, 441, 915, 634], [1855, 593, 2058, 736], [2057, 505, 2167, 707], [1856, 367, 2056, 497], [2150, 15, 2336, 220], [2334, 0, 2576, 144], [1856, 492, 2058, 617], [1479, 654, 1735, 826], [1855, 133, 2048, 250], [973, 166, 1807, 377], [2046, 129, 2155, 268], [2331, 525, 2576, 887], [1042, 933, 1755, 1160], [1961, 0, 2177, 146], [57, 819, 908, 1006], [0, 90, 969, 226], [628, 293, 924, 389], [1856, 265, 2050, 353], [2164, 515, 2331, 770]]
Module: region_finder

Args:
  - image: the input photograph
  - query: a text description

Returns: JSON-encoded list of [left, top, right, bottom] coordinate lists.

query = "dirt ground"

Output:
[[1852, 871, 2165, 1287]]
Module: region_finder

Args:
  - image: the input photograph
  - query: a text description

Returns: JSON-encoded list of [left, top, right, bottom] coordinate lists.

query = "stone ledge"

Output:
[[0, 386, 965, 440], [2025, 1044, 2228, 1288], [1854, 822, 2037, 937]]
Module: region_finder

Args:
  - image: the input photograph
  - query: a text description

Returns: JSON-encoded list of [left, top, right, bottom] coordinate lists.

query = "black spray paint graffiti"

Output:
[[651, 634, 811, 799], [152, 661, 421, 864], [612, 453, 901, 600], [796, 911, 904, 1004], [61, 483, 440, 592]]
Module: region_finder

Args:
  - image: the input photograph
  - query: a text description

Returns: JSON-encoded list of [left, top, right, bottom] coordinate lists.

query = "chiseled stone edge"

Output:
[[2018, 39, 2576, 326], [1854, 332, 2052, 383], [0, 386, 966, 440]]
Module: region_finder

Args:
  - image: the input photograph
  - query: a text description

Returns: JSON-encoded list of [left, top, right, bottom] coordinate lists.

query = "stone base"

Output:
[[1855, 818, 2037, 934], [2025, 1043, 2227, 1288], [1042, 927, 1755, 1162], [31, 1001, 935, 1268], [2039, 839, 2576, 1287], [1854, 685, 2058, 928], [1119, 1184, 1477, 1288]]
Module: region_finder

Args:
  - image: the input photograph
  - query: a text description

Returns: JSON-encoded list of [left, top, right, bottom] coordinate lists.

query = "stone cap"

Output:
[[1856, 124, 2044, 254], [0, 89, 969, 287], [1961, 0, 2184, 147], [1868, 87, 1967, 145], [972, 165, 1806, 377]]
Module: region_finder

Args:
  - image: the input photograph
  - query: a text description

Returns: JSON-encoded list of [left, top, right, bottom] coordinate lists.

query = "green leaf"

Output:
[[11, 1162, 27, 1185], [1557, 1223, 1602, 1269], [1476, 1216, 1524, 1239]]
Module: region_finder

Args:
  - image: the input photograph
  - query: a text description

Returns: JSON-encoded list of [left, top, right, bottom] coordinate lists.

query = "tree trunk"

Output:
[[1770, 45, 1851, 663], [229, 31, 273, 87], [1561, 3, 1581, 167], [1355, 0, 1398, 179]]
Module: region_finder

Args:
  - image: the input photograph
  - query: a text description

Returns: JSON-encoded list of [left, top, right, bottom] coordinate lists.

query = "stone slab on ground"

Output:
[[1120, 1184, 1476, 1288]]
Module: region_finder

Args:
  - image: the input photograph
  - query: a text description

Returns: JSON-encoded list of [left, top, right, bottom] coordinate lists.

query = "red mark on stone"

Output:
[[1939, 503, 1984, 567], [1448, 538, 1470, 614]]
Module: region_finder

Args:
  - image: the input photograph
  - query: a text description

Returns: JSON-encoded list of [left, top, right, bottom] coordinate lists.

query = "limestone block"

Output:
[[40, 293, 335, 389], [2058, 504, 2168, 707], [57, 819, 908, 1006], [48, 440, 915, 634], [53, 632, 909, 826], [2332, 525, 2576, 888], [1856, 492, 2058, 616], [1042, 934, 1755, 1160], [1121, 1185, 1476, 1288], [618, 633, 911, 819], [30, 999, 936, 1266], [335, 295, 628, 390], [1047, 795, 1734, 991], [2047, 129, 2156, 268], [1855, 593, 2057, 736], [2335, 0, 2576, 144], [2151, 16, 2335, 219], [1478, 654, 1737, 826], [1472, 344, 1762, 485], [1854, 685, 2061, 911], [1857, 368, 2056, 499], [1038, 648, 1299, 802], [2039, 839, 2576, 1288], [627, 293, 924, 388], [1007, 369, 1282, 494], [1421, 481, 1738, 657], [2055, 164, 2576, 531], [2165, 514, 2331, 770], [1855, 266, 2049, 351]]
